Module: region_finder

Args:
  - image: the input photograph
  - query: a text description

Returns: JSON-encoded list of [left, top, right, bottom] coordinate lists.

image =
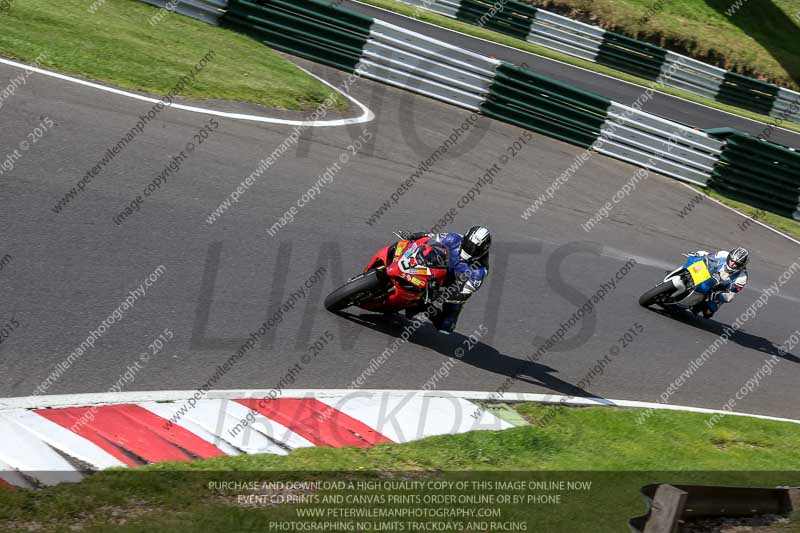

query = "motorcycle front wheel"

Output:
[[324, 269, 384, 312], [638, 281, 675, 307]]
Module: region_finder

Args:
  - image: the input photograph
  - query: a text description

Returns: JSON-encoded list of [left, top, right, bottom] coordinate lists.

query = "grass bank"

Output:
[[0, 0, 345, 110], [532, 0, 800, 91], [358, 0, 800, 134], [1, 403, 799, 532]]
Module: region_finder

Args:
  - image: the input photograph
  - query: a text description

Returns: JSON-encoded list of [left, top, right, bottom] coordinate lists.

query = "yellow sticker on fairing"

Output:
[[688, 260, 712, 285], [394, 241, 408, 261]]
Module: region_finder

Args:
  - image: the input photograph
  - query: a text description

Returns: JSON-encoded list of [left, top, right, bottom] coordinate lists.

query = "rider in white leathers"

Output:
[[690, 247, 749, 318]]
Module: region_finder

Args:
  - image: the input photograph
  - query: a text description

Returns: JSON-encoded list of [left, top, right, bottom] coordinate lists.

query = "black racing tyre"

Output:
[[324, 269, 384, 312], [638, 281, 675, 307]]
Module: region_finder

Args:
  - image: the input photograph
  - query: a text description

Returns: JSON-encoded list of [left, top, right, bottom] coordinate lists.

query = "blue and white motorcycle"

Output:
[[639, 253, 722, 312]]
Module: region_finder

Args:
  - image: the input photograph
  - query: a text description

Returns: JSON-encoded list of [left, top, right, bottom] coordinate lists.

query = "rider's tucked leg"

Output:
[[430, 302, 462, 333]]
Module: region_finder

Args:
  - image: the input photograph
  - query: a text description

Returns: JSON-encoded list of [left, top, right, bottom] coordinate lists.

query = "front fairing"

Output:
[[680, 255, 717, 295], [655, 255, 713, 308], [359, 238, 449, 311], [387, 240, 448, 289]]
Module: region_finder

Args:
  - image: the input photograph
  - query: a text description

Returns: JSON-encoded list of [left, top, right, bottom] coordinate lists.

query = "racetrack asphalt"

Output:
[[0, 55, 798, 420], [341, 0, 800, 149]]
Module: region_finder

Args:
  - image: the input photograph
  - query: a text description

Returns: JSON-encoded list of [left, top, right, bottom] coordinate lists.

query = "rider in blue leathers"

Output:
[[689, 247, 749, 318], [396, 226, 491, 333]]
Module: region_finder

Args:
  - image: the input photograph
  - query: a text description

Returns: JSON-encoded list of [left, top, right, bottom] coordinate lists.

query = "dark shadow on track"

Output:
[[647, 307, 800, 363], [337, 311, 607, 399]]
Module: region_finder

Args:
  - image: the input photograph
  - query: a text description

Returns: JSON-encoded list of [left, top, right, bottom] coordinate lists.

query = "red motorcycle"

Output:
[[324, 237, 450, 312]]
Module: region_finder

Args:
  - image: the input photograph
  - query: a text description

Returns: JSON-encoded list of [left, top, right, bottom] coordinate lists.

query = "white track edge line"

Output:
[[675, 181, 800, 246], [0, 56, 374, 127], [352, 0, 799, 138], [2, 389, 798, 425]]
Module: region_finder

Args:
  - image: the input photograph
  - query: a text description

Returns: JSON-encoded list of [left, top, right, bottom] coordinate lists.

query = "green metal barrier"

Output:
[[221, 0, 373, 72], [707, 128, 800, 220], [213, 0, 794, 219], [455, 0, 536, 40], [595, 32, 667, 82], [481, 63, 611, 148], [717, 72, 779, 116]]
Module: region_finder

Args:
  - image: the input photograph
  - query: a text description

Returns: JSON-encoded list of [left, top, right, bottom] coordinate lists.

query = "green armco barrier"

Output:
[[596, 32, 667, 82], [481, 63, 610, 148], [706, 128, 800, 220], [717, 72, 779, 116], [251, 0, 374, 35], [226, 2, 366, 51], [220, 0, 373, 72], [455, 0, 536, 40], [395, 0, 798, 120]]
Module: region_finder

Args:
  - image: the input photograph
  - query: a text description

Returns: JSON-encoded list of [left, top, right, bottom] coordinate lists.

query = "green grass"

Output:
[[359, 0, 800, 134], [0, 0, 344, 110], [2, 403, 799, 532], [533, 0, 800, 90]]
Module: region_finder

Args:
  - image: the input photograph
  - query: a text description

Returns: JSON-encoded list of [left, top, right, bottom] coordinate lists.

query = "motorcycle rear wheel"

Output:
[[638, 281, 675, 307], [325, 269, 384, 312]]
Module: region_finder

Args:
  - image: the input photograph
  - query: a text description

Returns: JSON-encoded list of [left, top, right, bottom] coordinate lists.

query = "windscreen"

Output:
[[414, 242, 449, 269]]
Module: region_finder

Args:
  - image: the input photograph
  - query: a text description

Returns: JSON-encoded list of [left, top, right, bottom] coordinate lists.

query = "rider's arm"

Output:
[[721, 270, 747, 300], [447, 264, 487, 303], [709, 270, 747, 313]]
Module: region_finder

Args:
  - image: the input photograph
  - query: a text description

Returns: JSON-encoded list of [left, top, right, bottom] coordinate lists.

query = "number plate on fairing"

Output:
[[688, 260, 712, 285]]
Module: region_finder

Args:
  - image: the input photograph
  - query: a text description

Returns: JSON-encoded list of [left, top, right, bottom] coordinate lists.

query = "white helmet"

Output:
[[460, 226, 491, 261]]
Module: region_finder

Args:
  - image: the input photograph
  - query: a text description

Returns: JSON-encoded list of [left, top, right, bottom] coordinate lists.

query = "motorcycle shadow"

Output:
[[337, 311, 606, 400], [651, 307, 800, 364]]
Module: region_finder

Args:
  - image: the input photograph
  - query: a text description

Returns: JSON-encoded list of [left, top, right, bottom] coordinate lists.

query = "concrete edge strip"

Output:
[[2, 389, 797, 486], [0, 56, 375, 127], [2, 389, 798, 424], [349, 0, 799, 137], [0, 391, 515, 485]]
